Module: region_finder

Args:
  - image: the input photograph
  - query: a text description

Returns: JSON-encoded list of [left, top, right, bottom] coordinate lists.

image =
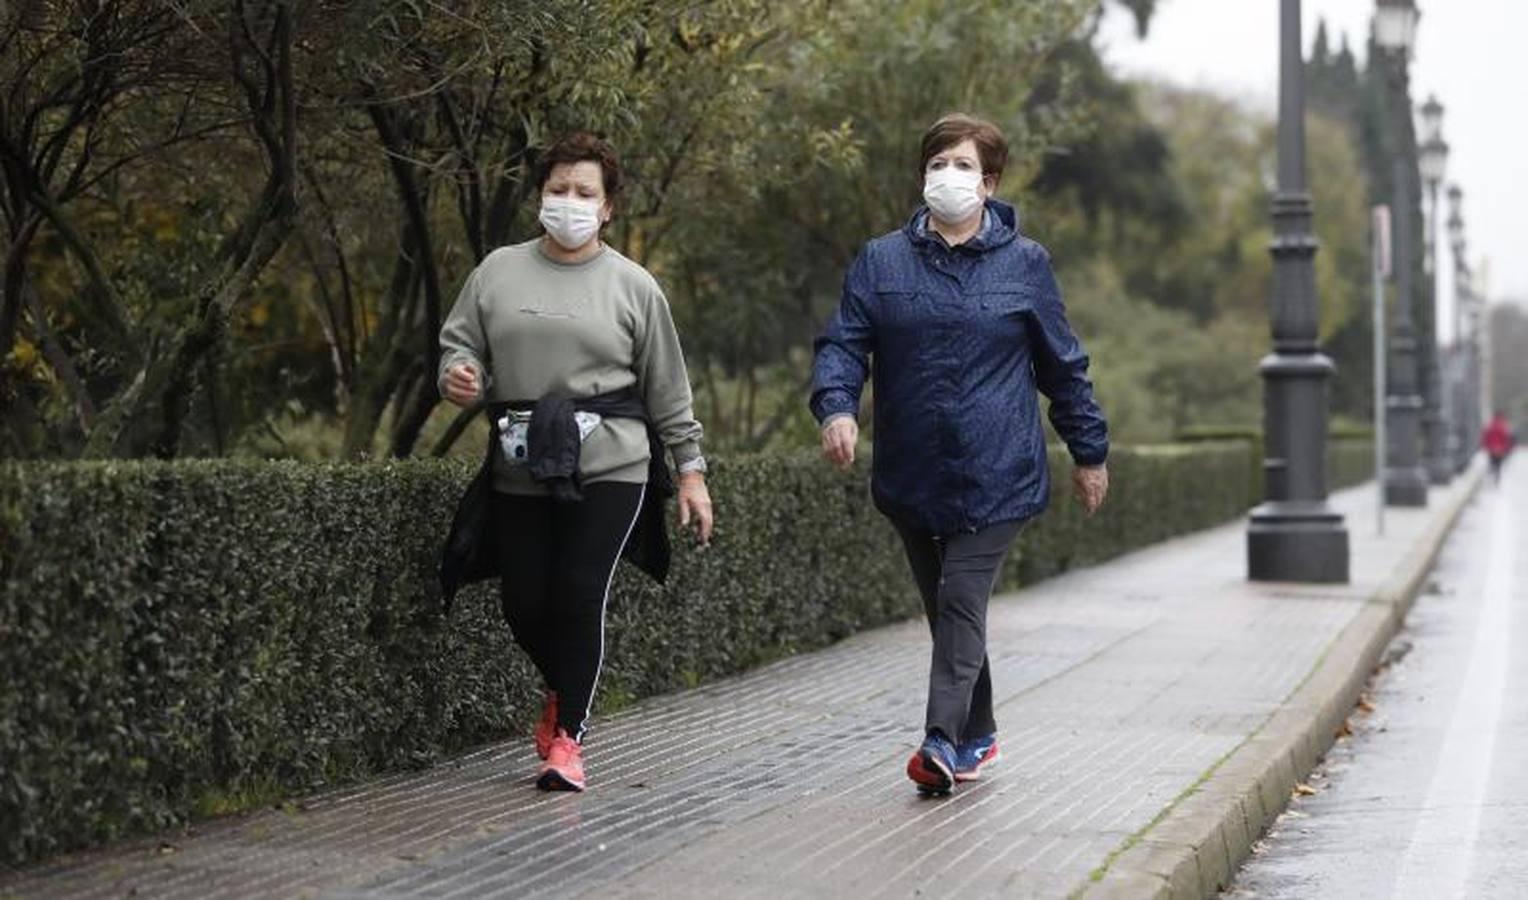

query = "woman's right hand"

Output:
[[821, 417, 859, 470], [443, 363, 483, 407]]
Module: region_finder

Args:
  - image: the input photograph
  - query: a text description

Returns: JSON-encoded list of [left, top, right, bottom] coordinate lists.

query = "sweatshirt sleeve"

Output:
[[437, 263, 488, 396], [634, 279, 704, 469]]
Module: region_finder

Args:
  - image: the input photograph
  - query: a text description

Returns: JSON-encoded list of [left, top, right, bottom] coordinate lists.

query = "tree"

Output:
[[1489, 303, 1528, 425], [1, 2, 201, 443], [2, 2, 309, 459]]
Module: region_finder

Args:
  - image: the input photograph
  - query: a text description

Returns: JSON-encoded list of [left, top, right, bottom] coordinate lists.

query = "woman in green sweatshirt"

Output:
[[438, 132, 712, 792]]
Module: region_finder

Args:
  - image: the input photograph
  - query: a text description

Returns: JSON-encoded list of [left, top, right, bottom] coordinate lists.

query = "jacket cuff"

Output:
[[1070, 446, 1109, 467], [811, 391, 858, 424]]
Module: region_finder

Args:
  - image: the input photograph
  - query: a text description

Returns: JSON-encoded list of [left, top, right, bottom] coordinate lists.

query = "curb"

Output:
[[1082, 464, 1485, 900]]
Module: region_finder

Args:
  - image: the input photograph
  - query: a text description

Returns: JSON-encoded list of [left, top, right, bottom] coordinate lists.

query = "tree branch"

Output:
[[24, 278, 96, 433], [25, 182, 138, 358]]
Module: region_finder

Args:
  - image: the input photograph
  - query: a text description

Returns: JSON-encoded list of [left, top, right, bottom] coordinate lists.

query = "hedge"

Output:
[[1175, 428, 1376, 503], [0, 440, 1353, 866]]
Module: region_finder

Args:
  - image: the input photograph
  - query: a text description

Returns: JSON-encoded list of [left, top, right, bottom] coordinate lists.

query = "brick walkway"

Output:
[[0, 479, 1467, 899]]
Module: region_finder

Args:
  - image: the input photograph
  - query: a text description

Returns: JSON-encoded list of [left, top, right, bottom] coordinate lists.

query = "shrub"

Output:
[[1174, 427, 1375, 501], [1, 443, 1265, 864]]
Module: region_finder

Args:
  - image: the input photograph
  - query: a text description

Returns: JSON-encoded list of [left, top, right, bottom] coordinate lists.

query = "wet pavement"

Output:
[[1228, 461, 1528, 899], [0, 474, 1476, 900]]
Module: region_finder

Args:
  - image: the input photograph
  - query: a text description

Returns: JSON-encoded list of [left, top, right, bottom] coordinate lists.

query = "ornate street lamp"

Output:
[[1419, 98, 1449, 271], [1247, 0, 1349, 583], [1417, 95, 1452, 483], [1447, 184, 1464, 255], [1446, 185, 1480, 472], [1375, 0, 1421, 57], [1442, 185, 1466, 473], [1374, 0, 1428, 506]]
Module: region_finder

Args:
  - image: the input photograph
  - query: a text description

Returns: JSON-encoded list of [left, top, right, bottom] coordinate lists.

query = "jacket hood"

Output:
[[904, 197, 1020, 252]]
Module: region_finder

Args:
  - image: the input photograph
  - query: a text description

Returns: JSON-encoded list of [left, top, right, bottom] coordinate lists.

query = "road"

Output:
[[1228, 459, 1528, 899]]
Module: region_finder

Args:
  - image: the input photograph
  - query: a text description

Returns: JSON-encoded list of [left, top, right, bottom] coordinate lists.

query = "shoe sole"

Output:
[[536, 769, 585, 792], [907, 750, 954, 795], [954, 745, 1000, 783]]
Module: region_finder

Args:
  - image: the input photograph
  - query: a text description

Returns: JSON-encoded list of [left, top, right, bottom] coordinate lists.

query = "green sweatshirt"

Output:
[[437, 239, 704, 495]]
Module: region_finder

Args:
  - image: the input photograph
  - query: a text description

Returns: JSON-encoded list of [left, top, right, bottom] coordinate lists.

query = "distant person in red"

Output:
[[1482, 412, 1515, 483]]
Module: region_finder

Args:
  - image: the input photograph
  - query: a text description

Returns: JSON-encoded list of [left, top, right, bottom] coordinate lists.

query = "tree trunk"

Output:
[[367, 100, 445, 459], [387, 364, 436, 458], [430, 403, 480, 457], [340, 226, 420, 458], [25, 279, 95, 434], [0, 217, 42, 372]]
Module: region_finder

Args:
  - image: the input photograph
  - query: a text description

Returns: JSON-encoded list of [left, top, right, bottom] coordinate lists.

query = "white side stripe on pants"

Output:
[[577, 481, 647, 742]]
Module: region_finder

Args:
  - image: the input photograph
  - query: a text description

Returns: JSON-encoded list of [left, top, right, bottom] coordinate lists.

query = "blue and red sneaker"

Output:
[[906, 732, 957, 794], [954, 734, 1000, 782]]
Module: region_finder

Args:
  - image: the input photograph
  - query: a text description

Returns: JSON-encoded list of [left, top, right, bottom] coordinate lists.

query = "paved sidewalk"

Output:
[[0, 475, 1475, 900]]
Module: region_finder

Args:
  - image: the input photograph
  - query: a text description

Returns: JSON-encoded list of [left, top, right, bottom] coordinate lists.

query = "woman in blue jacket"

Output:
[[810, 113, 1110, 795]]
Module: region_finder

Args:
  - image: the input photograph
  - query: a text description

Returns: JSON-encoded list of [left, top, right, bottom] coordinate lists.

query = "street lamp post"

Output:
[[1418, 95, 1452, 484], [1375, 0, 1428, 506], [1247, 0, 1349, 583], [1460, 281, 1481, 470], [1446, 185, 1475, 472]]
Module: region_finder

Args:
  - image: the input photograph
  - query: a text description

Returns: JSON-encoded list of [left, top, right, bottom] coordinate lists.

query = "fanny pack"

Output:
[[495, 410, 601, 465], [439, 386, 675, 613], [487, 389, 651, 502]]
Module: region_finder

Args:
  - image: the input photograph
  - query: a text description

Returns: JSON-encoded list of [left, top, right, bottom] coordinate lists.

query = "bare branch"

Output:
[[25, 181, 138, 357], [24, 279, 96, 432]]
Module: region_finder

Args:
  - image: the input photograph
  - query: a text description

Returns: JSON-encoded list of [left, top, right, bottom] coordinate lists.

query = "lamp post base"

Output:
[[1248, 501, 1350, 583], [1425, 414, 1453, 485], [1384, 467, 1430, 506]]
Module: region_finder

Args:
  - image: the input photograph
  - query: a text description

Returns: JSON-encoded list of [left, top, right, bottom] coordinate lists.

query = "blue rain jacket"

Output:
[[810, 199, 1109, 535]]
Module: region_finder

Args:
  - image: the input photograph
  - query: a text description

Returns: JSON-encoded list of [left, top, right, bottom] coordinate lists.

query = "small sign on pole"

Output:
[[1373, 205, 1392, 278]]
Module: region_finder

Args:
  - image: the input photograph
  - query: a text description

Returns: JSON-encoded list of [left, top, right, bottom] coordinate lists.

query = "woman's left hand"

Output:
[[677, 472, 714, 545]]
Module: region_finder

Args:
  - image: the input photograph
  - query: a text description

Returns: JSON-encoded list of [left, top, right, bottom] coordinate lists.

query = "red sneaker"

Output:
[[534, 691, 559, 760], [537, 731, 586, 792]]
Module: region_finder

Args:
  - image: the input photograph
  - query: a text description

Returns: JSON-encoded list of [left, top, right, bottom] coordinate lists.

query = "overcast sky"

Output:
[[1099, 0, 1528, 333]]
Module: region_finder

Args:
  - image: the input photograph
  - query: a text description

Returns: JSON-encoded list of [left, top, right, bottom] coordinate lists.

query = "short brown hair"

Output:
[[918, 113, 1009, 182], [536, 131, 623, 202]]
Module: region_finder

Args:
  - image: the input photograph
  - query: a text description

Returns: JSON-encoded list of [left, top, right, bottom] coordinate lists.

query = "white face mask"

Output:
[[923, 167, 985, 225], [539, 196, 604, 250]]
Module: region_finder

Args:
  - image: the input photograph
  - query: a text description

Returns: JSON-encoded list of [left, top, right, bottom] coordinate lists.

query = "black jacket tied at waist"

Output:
[[439, 387, 675, 612]]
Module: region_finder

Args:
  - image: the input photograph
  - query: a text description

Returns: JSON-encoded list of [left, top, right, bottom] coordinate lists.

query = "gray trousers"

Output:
[[895, 518, 1024, 743]]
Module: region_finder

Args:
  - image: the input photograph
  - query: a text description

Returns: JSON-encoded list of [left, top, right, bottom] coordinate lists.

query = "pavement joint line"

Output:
[[372, 713, 913, 897], [691, 720, 1069, 870], [660, 624, 1154, 883], [1073, 728, 1244, 898], [882, 727, 1141, 888], [808, 707, 1140, 878], [778, 722, 1070, 860], [1076, 465, 1485, 899], [131, 698, 834, 900], [938, 731, 1172, 895]]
